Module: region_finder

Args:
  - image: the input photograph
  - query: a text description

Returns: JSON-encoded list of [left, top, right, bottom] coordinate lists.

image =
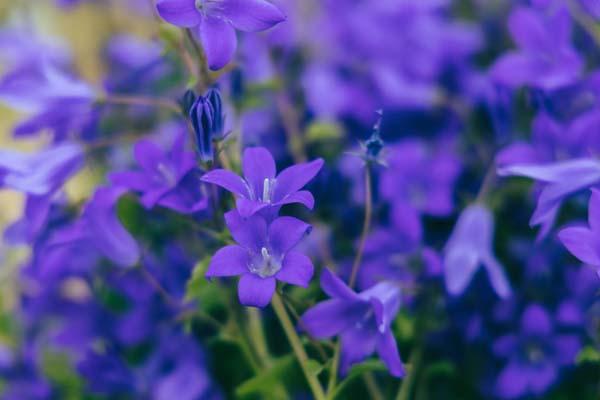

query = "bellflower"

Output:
[[205, 210, 314, 308], [301, 269, 405, 377], [498, 158, 600, 237], [201, 147, 324, 218], [443, 204, 511, 299], [490, 6, 582, 90], [110, 133, 208, 214], [155, 0, 286, 70], [493, 304, 581, 399], [558, 189, 600, 277], [189, 88, 225, 163], [49, 186, 140, 268]]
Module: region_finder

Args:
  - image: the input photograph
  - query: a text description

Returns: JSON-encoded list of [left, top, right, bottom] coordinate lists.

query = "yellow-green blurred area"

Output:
[[0, 0, 157, 311]]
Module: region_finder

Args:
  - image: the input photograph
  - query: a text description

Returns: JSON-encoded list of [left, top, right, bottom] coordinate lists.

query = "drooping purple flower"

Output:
[[559, 189, 600, 278], [443, 204, 511, 299], [155, 0, 286, 70], [301, 269, 405, 377], [110, 133, 208, 214], [493, 304, 581, 399], [201, 147, 324, 218], [498, 158, 600, 237], [49, 186, 140, 267], [205, 210, 314, 307], [490, 5, 582, 90]]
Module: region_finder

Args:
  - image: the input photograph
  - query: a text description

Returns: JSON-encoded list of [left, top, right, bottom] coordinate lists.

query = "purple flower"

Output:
[[490, 6, 582, 90], [301, 269, 405, 377], [206, 210, 314, 307], [189, 88, 225, 163], [498, 158, 600, 237], [493, 304, 581, 399], [559, 189, 600, 278], [110, 133, 208, 214], [49, 186, 140, 267], [155, 0, 285, 70], [443, 204, 511, 299], [201, 147, 324, 218]]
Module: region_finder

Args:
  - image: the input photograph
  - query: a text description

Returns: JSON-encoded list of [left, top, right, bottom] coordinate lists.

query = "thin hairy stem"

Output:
[[348, 164, 373, 288]]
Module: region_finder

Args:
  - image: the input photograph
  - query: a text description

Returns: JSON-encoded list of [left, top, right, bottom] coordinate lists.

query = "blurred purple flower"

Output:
[[301, 269, 405, 377], [110, 133, 208, 214], [206, 210, 314, 307], [498, 158, 600, 237], [443, 204, 511, 299], [493, 304, 581, 399], [155, 0, 285, 70], [490, 6, 582, 90], [201, 146, 323, 218], [559, 189, 600, 278]]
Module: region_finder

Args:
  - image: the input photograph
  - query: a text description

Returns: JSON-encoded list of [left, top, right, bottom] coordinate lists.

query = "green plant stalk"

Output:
[[395, 348, 422, 400], [272, 293, 326, 400]]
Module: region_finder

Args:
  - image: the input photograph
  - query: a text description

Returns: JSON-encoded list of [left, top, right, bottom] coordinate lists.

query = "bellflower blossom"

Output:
[[201, 147, 324, 218], [206, 210, 314, 307], [110, 133, 208, 214], [559, 189, 600, 277], [490, 5, 582, 90], [443, 204, 511, 299], [301, 269, 405, 377], [493, 304, 581, 399], [188, 88, 226, 163], [498, 158, 600, 237], [155, 0, 286, 70]]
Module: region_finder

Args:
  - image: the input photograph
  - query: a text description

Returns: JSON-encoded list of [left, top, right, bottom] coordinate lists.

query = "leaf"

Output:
[[329, 360, 388, 399], [577, 345, 600, 364], [306, 121, 343, 143], [306, 358, 325, 377], [235, 355, 295, 397], [185, 256, 226, 313]]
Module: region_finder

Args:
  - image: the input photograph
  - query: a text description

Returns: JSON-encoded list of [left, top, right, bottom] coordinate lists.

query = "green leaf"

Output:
[[306, 358, 325, 377], [185, 256, 226, 316], [306, 121, 343, 143], [577, 345, 600, 364], [329, 360, 388, 399], [235, 355, 295, 397]]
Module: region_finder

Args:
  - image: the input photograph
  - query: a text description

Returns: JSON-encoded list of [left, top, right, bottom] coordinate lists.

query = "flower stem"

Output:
[[272, 292, 326, 400], [566, 0, 600, 48], [349, 164, 373, 288], [395, 347, 422, 400], [247, 308, 272, 367], [100, 94, 182, 115]]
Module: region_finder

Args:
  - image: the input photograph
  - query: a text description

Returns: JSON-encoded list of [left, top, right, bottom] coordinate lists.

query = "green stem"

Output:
[[272, 293, 326, 400], [395, 348, 422, 400], [349, 164, 372, 288], [99, 94, 182, 114], [247, 308, 272, 367]]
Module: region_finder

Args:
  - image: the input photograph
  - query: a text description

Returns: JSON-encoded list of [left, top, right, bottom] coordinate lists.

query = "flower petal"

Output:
[[339, 326, 377, 376], [218, 0, 285, 32], [156, 0, 201, 27], [273, 158, 324, 202], [134, 139, 165, 172], [268, 216, 311, 256], [482, 254, 511, 299], [588, 188, 600, 232], [236, 197, 269, 218], [273, 190, 315, 209], [301, 299, 365, 339], [320, 268, 358, 300], [206, 245, 249, 277], [376, 330, 405, 377], [242, 147, 276, 201], [443, 245, 480, 296], [276, 251, 314, 287], [558, 226, 600, 266], [224, 210, 267, 253], [198, 16, 237, 71], [201, 169, 249, 197], [237, 273, 275, 308]]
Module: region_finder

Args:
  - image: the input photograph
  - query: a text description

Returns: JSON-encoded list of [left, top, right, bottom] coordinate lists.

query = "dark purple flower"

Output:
[[498, 158, 600, 237], [110, 133, 208, 214], [301, 269, 405, 377], [206, 210, 314, 307], [201, 147, 324, 218], [189, 88, 225, 163], [559, 189, 600, 278], [155, 0, 285, 70], [443, 204, 511, 299], [493, 304, 581, 399], [49, 186, 140, 267], [490, 6, 582, 90]]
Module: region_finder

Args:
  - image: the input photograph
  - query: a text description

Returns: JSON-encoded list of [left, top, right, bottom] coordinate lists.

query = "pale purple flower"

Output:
[[301, 268, 405, 377], [559, 189, 600, 278], [206, 210, 314, 307], [201, 147, 323, 218], [155, 0, 286, 70], [443, 204, 511, 299]]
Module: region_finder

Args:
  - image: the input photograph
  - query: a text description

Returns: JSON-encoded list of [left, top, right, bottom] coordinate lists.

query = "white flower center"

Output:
[[249, 247, 282, 278], [262, 178, 274, 203], [156, 163, 177, 186]]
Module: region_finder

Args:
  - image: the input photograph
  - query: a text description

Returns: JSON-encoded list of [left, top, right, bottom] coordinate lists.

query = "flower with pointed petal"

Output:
[[443, 204, 511, 299], [201, 146, 324, 219], [205, 210, 314, 308], [155, 0, 285, 70], [301, 268, 405, 377]]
